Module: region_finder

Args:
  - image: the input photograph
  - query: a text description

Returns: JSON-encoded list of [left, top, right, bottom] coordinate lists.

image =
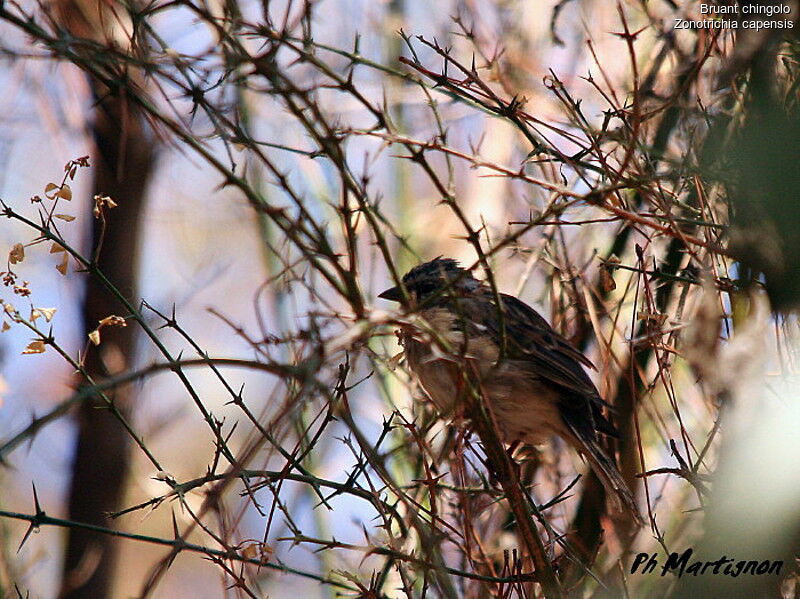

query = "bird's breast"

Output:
[[399, 308, 496, 413], [398, 309, 562, 444]]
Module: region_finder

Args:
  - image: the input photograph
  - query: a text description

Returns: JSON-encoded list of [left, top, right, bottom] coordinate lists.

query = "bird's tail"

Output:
[[574, 434, 644, 525]]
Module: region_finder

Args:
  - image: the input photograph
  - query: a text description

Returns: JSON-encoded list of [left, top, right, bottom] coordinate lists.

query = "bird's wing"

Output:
[[484, 293, 619, 439], [454, 292, 609, 405]]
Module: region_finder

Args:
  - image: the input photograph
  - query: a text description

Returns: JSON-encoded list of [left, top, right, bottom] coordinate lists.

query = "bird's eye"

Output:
[[413, 281, 437, 297]]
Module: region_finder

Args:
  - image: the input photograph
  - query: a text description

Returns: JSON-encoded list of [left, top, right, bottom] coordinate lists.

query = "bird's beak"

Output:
[[378, 286, 402, 302]]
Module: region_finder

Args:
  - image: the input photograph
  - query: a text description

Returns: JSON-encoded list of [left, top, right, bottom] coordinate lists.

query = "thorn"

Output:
[[163, 511, 183, 569], [18, 483, 45, 553], [31, 483, 42, 515], [171, 510, 182, 541]]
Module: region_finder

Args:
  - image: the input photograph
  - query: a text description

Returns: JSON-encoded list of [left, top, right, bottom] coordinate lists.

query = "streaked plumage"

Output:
[[380, 257, 640, 521]]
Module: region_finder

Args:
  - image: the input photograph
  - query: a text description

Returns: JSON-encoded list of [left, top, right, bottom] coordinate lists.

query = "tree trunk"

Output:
[[54, 3, 154, 596]]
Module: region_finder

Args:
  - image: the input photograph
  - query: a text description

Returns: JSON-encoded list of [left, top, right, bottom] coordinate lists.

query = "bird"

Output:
[[379, 257, 641, 521]]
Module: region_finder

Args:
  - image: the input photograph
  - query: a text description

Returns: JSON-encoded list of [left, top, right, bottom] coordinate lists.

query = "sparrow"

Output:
[[379, 257, 640, 521]]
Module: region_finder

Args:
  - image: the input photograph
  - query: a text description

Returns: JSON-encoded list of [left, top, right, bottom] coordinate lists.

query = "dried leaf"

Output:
[[88, 329, 101, 345], [241, 544, 258, 559], [54, 214, 76, 222], [56, 184, 72, 201], [22, 340, 46, 354], [9, 243, 25, 264], [599, 264, 616, 293], [44, 183, 59, 199], [1, 322, 10, 332], [240, 542, 273, 563], [93, 194, 118, 218], [49, 242, 66, 254], [98, 315, 127, 328], [56, 253, 68, 275], [35, 307, 57, 322]]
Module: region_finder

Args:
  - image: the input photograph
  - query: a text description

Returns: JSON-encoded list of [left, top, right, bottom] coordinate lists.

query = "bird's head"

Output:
[[378, 257, 480, 304]]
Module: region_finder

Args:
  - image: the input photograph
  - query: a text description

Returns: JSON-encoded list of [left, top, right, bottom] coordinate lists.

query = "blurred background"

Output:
[[0, 0, 798, 597]]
